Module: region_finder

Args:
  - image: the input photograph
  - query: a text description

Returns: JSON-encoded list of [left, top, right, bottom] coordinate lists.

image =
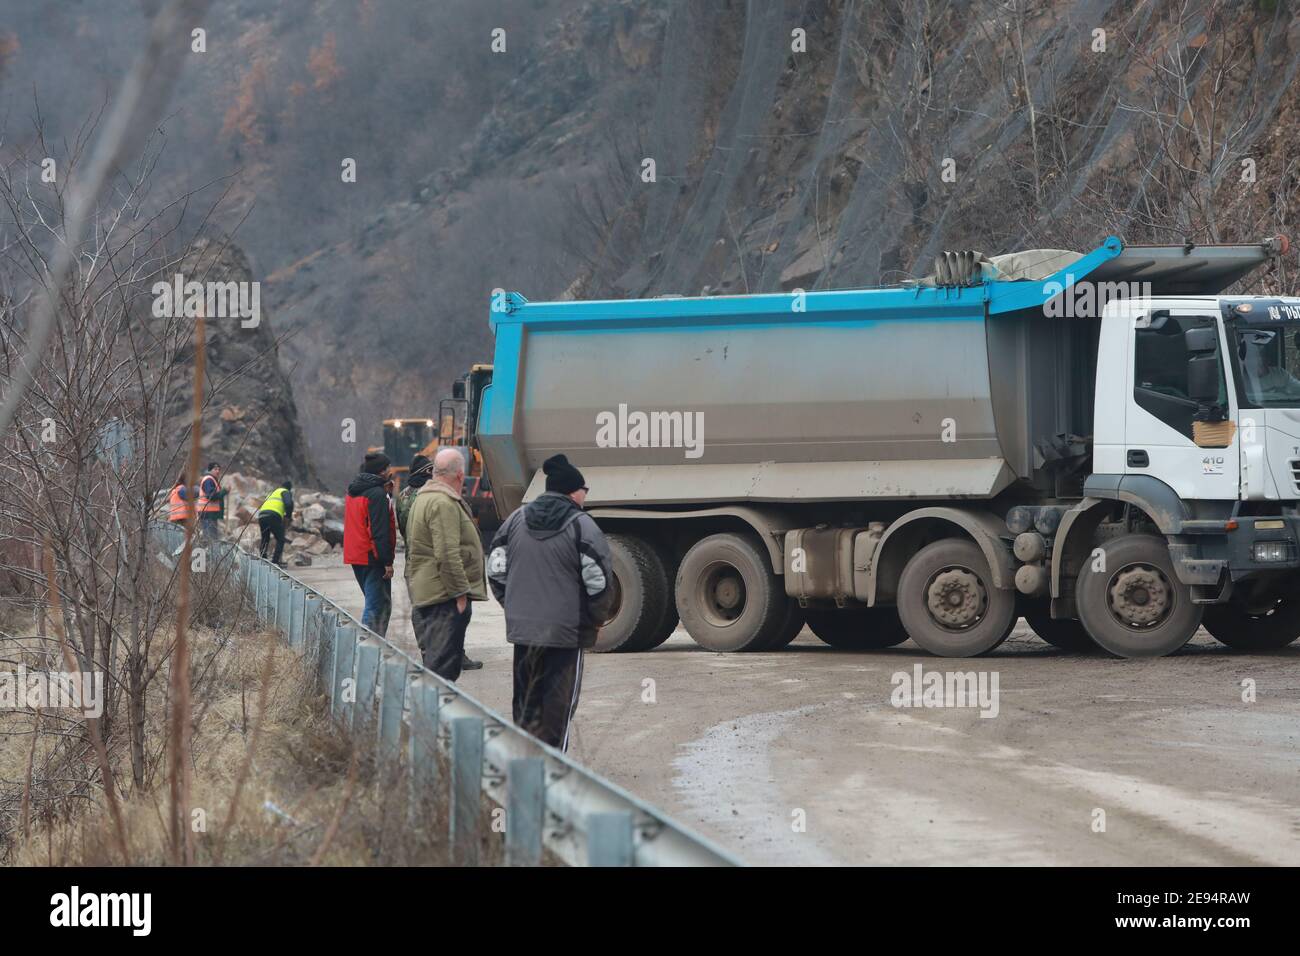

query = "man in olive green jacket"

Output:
[[405, 448, 486, 680]]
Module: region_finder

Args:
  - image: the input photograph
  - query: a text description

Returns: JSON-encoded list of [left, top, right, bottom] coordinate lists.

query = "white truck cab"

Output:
[[1096, 296, 1300, 503]]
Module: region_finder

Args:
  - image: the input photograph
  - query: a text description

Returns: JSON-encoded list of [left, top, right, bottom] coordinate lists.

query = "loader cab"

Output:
[[382, 418, 435, 470], [1094, 297, 1300, 503]]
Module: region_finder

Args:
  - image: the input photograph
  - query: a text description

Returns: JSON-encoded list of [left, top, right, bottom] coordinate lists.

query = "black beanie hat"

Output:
[[363, 452, 391, 475], [543, 454, 586, 494]]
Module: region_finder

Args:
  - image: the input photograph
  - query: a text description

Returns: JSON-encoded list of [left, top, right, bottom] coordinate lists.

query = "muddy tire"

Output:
[[675, 532, 789, 652], [594, 533, 674, 653], [762, 600, 806, 650], [805, 606, 910, 650], [1022, 601, 1097, 653], [896, 538, 1016, 657], [1202, 592, 1300, 651], [1075, 534, 1201, 658], [643, 540, 682, 649]]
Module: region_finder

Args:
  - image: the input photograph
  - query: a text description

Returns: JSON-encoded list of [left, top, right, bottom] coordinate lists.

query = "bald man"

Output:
[[404, 448, 487, 680]]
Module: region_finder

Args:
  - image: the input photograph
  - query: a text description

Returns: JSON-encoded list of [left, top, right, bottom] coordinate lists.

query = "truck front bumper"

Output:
[[1170, 515, 1300, 587]]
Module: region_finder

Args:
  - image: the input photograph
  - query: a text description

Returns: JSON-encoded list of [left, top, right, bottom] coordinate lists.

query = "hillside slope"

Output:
[[5, 0, 1297, 485]]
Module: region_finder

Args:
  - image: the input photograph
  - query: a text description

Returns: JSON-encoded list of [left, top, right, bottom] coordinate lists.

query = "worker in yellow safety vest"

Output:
[[197, 462, 225, 539], [168, 474, 194, 523], [257, 479, 294, 565]]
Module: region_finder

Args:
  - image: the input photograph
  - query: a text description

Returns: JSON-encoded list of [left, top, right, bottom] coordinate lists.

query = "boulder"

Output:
[[320, 519, 345, 549]]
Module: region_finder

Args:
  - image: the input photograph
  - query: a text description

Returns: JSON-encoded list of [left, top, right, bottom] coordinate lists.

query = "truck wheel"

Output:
[[643, 541, 682, 649], [595, 534, 674, 653], [1021, 601, 1097, 653], [675, 532, 788, 652], [896, 538, 1016, 656], [1202, 594, 1300, 651], [805, 606, 909, 649], [763, 601, 806, 650], [1075, 534, 1201, 658]]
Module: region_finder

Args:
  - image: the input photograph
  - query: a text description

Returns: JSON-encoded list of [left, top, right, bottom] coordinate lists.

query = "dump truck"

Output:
[[478, 235, 1300, 658]]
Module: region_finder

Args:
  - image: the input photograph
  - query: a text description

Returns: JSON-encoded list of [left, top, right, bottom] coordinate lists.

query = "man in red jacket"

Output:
[[344, 452, 396, 635]]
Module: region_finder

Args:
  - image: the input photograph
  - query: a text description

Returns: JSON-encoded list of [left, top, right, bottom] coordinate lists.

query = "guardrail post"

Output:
[[332, 622, 357, 722], [450, 716, 484, 866], [316, 609, 336, 694], [407, 678, 440, 826], [506, 757, 545, 867], [587, 812, 635, 867], [352, 640, 381, 735], [378, 655, 406, 759], [303, 594, 319, 650], [271, 571, 280, 630], [258, 562, 269, 623], [262, 567, 273, 629], [289, 585, 306, 648], [253, 562, 264, 622], [276, 574, 292, 634], [262, 564, 273, 624]]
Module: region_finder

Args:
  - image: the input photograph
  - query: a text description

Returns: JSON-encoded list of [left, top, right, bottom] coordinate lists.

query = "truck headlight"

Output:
[[1253, 541, 1294, 562]]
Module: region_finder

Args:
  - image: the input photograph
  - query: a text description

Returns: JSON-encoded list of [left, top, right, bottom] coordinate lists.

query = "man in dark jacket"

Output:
[[395, 453, 432, 542], [344, 452, 395, 635], [487, 454, 615, 751]]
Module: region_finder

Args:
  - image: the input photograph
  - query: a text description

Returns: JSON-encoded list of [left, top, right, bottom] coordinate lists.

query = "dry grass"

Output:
[[2, 612, 511, 866]]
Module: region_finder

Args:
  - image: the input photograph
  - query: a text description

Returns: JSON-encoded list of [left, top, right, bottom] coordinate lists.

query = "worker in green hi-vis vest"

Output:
[[257, 480, 295, 566]]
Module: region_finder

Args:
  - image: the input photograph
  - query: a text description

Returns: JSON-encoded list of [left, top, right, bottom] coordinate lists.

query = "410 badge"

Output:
[[1202, 455, 1226, 475]]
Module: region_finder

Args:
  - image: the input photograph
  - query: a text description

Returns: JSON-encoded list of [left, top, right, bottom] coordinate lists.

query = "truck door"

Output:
[[1124, 311, 1239, 499]]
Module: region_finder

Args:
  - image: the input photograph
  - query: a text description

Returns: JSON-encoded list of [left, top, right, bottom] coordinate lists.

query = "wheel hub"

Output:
[[714, 575, 742, 610], [1108, 564, 1171, 627], [698, 562, 747, 625], [926, 568, 986, 629]]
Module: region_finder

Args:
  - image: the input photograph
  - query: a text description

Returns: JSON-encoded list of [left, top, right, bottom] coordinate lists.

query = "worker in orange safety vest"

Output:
[[168, 473, 194, 524], [197, 462, 225, 539]]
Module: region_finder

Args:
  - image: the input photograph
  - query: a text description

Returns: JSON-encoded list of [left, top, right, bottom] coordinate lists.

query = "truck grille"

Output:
[[1292, 459, 1300, 494]]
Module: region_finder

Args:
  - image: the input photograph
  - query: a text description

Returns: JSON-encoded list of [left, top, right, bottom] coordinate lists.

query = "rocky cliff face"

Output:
[[267, 0, 1300, 483], [7, 0, 1297, 486], [167, 237, 319, 486]]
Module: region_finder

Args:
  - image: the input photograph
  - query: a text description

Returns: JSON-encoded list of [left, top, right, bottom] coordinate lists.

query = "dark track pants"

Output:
[[258, 512, 286, 563], [412, 598, 472, 681], [511, 644, 584, 751]]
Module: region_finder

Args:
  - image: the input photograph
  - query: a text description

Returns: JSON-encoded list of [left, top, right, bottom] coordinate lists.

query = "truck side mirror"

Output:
[[1187, 353, 1221, 402]]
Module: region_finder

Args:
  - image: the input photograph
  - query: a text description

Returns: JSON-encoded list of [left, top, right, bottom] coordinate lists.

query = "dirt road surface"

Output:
[[296, 553, 1300, 866]]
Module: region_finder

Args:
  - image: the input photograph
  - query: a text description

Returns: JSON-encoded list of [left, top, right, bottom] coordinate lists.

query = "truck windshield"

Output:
[[1234, 324, 1300, 407]]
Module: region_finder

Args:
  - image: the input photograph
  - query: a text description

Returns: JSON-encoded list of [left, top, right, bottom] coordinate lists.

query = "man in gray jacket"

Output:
[[487, 454, 615, 751]]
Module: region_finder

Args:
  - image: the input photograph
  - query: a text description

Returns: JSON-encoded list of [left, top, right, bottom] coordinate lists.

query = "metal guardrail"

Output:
[[153, 522, 741, 867]]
